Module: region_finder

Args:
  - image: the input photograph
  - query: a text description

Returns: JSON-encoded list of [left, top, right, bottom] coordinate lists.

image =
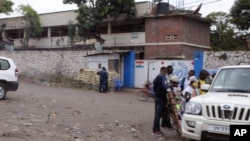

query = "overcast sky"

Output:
[[0, 0, 235, 18]]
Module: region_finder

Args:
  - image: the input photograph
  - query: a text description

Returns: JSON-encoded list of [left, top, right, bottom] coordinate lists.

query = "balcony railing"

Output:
[[13, 32, 146, 48], [102, 32, 145, 47]]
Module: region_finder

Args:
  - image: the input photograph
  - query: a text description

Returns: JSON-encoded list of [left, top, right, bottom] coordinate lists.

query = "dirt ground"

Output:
[[0, 79, 183, 141]]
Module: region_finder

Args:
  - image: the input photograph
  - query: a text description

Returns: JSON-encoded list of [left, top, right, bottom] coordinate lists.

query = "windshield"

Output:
[[210, 68, 250, 93]]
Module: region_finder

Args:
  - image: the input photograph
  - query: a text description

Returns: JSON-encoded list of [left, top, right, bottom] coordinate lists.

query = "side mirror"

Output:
[[201, 84, 210, 92]]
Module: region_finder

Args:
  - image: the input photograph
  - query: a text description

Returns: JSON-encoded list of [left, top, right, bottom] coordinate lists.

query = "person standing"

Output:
[[181, 76, 199, 113], [97, 67, 108, 93], [151, 66, 169, 137], [180, 70, 195, 92], [166, 65, 174, 81], [197, 69, 209, 95], [161, 65, 174, 129]]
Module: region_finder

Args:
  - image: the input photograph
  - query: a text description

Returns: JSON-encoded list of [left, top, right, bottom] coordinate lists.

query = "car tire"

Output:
[[0, 83, 7, 100]]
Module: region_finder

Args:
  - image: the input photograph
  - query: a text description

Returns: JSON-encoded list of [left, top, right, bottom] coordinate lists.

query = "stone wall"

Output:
[[0, 51, 88, 82], [204, 51, 249, 71]]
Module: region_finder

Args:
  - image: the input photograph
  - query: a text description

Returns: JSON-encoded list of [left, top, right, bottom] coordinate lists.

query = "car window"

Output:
[[210, 68, 250, 92], [0, 59, 10, 70]]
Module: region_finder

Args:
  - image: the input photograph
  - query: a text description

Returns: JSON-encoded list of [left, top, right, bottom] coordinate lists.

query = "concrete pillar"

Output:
[[247, 38, 250, 49], [76, 26, 78, 35], [108, 22, 112, 34], [48, 27, 51, 37], [2, 31, 6, 39], [23, 31, 26, 38]]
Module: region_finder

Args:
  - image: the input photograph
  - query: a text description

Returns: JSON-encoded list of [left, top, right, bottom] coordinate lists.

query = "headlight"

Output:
[[185, 102, 202, 115]]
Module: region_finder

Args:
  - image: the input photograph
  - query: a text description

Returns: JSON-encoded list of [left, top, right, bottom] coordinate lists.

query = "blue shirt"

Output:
[[153, 74, 169, 101]]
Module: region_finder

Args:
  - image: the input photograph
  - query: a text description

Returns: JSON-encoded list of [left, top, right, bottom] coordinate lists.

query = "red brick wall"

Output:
[[181, 45, 209, 59], [144, 15, 210, 59], [145, 15, 210, 45], [144, 45, 182, 59], [144, 45, 209, 60], [145, 16, 183, 43], [181, 17, 210, 45]]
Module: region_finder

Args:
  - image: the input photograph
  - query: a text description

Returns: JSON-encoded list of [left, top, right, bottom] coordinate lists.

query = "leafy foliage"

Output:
[[206, 12, 245, 50], [0, 0, 13, 15], [63, 0, 136, 44], [17, 4, 42, 49], [230, 0, 250, 31], [67, 20, 77, 46]]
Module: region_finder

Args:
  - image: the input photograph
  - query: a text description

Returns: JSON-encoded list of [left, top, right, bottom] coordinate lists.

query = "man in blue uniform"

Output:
[[97, 67, 108, 93], [152, 66, 169, 136]]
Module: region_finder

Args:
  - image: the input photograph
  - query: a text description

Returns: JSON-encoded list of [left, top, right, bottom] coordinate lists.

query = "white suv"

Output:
[[182, 65, 250, 141], [0, 56, 19, 100]]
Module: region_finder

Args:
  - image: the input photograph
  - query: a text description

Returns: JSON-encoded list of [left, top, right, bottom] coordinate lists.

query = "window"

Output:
[[5, 29, 24, 39], [210, 68, 250, 92], [41, 27, 48, 38], [131, 32, 138, 38], [0, 59, 10, 70], [166, 34, 177, 40], [51, 26, 68, 37], [108, 59, 119, 73]]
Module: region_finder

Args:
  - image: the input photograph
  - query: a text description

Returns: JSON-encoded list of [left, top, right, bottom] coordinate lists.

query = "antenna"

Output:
[[176, 0, 184, 9], [193, 3, 202, 14]]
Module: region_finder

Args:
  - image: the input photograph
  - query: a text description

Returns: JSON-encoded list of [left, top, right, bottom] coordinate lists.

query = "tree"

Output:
[[63, 0, 136, 44], [0, 0, 13, 40], [230, 0, 250, 31], [17, 4, 42, 49], [67, 21, 76, 46], [0, 0, 14, 15], [206, 12, 245, 50]]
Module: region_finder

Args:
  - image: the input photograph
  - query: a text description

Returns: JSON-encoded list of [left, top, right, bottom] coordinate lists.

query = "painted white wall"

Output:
[[134, 60, 194, 88], [0, 2, 150, 48], [87, 54, 119, 71], [134, 60, 149, 88], [12, 32, 146, 48]]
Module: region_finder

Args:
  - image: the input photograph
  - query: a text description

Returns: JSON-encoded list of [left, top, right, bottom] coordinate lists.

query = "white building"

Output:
[[0, 1, 154, 50]]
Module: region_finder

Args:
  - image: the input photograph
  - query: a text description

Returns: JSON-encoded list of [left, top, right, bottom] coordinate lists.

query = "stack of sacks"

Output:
[[77, 69, 120, 87], [76, 69, 98, 85]]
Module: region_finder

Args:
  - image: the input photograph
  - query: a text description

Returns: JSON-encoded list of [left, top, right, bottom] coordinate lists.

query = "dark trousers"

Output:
[[99, 80, 108, 93], [161, 105, 171, 127], [153, 99, 167, 132]]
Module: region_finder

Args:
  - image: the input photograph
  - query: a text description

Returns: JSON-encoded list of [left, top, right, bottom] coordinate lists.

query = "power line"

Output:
[[185, 0, 207, 6], [183, 0, 222, 9]]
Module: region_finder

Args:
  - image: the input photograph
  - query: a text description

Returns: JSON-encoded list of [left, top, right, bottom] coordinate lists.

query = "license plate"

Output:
[[208, 124, 230, 134]]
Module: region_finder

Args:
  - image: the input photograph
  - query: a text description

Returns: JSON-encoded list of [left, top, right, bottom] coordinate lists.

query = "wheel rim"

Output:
[[0, 87, 4, 98]]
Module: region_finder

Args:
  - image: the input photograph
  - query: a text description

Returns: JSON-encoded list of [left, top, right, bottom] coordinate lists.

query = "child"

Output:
[[181, 76, 199, 114]]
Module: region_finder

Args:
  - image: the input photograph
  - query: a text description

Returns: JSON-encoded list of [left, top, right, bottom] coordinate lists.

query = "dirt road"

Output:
[[0, 80, 183, 141]]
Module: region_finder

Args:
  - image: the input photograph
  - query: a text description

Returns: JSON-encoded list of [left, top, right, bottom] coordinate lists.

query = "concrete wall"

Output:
[[87, 54, 120, 70], [102, 32, 145, 47], [0, 51, 88, 82], [135, 1, 154, 16]]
